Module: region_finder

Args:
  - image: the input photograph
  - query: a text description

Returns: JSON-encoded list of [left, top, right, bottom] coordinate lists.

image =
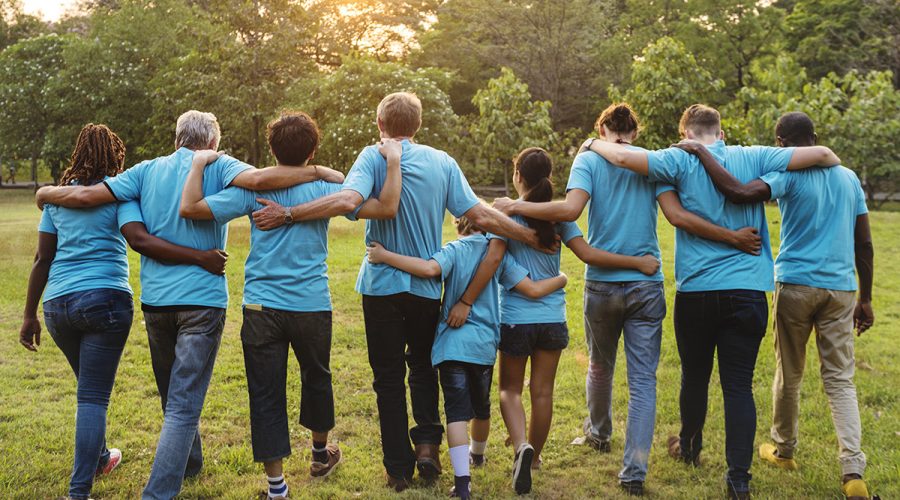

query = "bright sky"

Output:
[[22, 0, 79, 22]]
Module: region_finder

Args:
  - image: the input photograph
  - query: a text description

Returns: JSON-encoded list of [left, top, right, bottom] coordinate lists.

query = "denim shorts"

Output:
[[438, 361, 493, 424], [499, 322, 569, 357]]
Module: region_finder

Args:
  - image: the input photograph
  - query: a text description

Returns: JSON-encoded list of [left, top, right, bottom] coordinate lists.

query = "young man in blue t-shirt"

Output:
[[673, 112, 876, 500], [585, 104, 842, 499], [366, 214, 567, 499]]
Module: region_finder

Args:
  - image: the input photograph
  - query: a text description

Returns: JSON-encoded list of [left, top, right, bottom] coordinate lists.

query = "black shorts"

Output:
[[499, 322, 569, 357], [438, 361, 493, 424]]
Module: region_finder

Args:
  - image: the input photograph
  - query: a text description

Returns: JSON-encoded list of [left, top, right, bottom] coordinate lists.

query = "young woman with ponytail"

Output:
[[453, 146, 659, 495]]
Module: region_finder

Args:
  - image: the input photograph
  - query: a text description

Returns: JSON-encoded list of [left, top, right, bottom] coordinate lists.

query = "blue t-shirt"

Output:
[[648, 141, 795, 292], [488, 216, 581, 324], [104, 148, 252, 308], [567, 148, 664, 283], [342, 140, 480, 300], [761, 166, 867, 291], [38, 195, 143, 301], [205, 180, 343, 312], [430, 234, 528, 366]]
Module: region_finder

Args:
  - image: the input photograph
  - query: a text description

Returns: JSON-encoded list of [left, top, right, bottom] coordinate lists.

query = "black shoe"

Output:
[[512, 443, 534, 495], [583, 417, 611, 452], [387, 474, 410, 493], [450, 475, 472, 499], [726, 486, 750, 500], [470, 453, 486, 467], [620, 480, 644, 496]]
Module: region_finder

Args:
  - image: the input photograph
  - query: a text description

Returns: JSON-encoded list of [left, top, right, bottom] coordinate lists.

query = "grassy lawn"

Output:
[[0, 189, 897, 499]]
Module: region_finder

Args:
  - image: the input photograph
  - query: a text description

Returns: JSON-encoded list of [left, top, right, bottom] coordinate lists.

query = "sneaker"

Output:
[[727, 487, 751, 500], [309, 444, 342, 478], [470, 453, 486, 467], [386, 473, 410, 493], [842, 475, 877, 500], [583, 417, 611, 452], [450, 476, 472, 499], [759, 443, 798, 471], [620, 480, 644, 496], [667, 436, 700, 467], [512, 443, 534, 495], [95, 448, 122, 477], [415, 443, 442, 480]]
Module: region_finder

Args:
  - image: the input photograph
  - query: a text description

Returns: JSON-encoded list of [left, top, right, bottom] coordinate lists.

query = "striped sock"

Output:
[[312, 441, 328, 464], [267, 475, 288, 499]]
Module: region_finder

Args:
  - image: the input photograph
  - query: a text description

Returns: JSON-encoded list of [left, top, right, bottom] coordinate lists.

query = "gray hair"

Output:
[[175, 110, 221, 150]]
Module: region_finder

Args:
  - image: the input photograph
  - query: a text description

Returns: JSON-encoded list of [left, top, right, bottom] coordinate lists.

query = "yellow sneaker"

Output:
[[759, 443, 798, 471], [841, 478, 872, 499]]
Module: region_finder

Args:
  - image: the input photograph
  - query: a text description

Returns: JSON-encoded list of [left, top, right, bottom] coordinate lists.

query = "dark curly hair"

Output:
[[58, 123, 126, 186]]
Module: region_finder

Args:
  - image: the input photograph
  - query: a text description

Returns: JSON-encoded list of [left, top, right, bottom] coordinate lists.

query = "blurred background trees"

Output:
[[0, 0, 897, 199]]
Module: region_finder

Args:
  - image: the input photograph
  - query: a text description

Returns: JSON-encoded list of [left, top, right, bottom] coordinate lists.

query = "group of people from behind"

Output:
[[20, 90, 875, 500]]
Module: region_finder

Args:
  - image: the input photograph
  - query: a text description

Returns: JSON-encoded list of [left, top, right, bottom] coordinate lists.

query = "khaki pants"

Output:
[[771, 283, 866, 476]]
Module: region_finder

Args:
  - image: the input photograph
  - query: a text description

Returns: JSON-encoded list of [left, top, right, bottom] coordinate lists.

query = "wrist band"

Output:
[[460, 299, 473, 307]]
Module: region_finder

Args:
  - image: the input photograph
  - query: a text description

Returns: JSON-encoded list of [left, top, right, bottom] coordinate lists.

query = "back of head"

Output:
[[678, 104, 721, 139], [455, 199, 489, 236], [377, 92, 422, 138], [59, 123, 126, 186], [515, 147, 556, 249], [267, 111, 320, 167], [775, 112, 816, 147], [175, 110, 221, 150], [595, 102, 640, 140]]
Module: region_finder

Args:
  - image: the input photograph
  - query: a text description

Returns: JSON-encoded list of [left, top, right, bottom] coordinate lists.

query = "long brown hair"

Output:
[[514, 147, 556, 249], [595, 102, 640, 141], [58, 123, 126, 186]]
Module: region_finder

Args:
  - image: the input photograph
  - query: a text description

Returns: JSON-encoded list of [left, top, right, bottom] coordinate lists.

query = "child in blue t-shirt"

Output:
[[366, 214, 567, 499]]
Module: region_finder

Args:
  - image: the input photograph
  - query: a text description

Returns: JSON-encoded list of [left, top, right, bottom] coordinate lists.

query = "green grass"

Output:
[[0, 189, 897, 499]]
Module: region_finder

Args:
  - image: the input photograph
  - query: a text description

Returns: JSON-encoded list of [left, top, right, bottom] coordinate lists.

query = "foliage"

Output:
[[469, 68, 555, 192], [610, 37, 725, 149], [294, 56, 459, 171]]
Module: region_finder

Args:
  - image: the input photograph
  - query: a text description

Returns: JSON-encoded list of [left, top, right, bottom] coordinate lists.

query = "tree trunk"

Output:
[[31, 156, 38, 191], [502, 159, 509, 196]]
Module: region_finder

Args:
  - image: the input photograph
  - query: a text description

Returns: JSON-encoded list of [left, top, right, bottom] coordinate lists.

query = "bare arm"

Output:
[[445, 238, 507, 328], [587, 139, 649, 176], [366, 242, 442, 278], [512, 273, 568, 299], [120, 222, 227, 275], [463, 203, 547, 251], [231, 164, 345, 191], [493, 189, 590, 222], [786, 146, 840, 171], [20, 232, 57, 351], [853, 214, 874, 335], [657, 190, 762, 255], [251, 190, 364, 230], [179, 150, 220, 220], [356, 139, 402, 220], [566, 237, 660, 276], [35, 184, 116, 210], [673, 141, 771, 204]]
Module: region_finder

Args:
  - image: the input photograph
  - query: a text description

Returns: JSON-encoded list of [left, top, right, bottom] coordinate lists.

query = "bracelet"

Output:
[[459, 299, 473, 307]]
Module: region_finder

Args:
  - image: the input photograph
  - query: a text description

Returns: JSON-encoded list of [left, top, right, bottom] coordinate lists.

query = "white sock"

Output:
[[267, 475, 288, 499], [449, 444, 471, 477], [470, 439, 487, 455]]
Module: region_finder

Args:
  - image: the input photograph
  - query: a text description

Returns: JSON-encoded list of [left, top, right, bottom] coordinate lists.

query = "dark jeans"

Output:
[[362, 293, 444, 479], [438, 362, 493, 423], [499, 322, 569, 357], [241, 307, 335, 462], [43, 288, 133, 500], [674, 290, 768, 493], [142, 308, 225, 500]]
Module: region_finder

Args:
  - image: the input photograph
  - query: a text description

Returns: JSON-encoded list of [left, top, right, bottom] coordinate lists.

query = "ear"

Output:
[[598, 125, 609, 138], [208, 139, 218, 150], [718, 129, 726, 141], [376, 118, 385, 133], [683, 129, 695, 140], [813, 132, 818, 145]]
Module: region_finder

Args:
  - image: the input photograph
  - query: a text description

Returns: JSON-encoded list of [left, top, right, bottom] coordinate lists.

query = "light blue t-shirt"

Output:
[[430, 234, 529, 367], [104, 148, 252, 308], [488, 216, 581, 324], [205, 181, 343, 312], [761, 166, 867, 291], [567, 148, 664, 283], [38, 195, 143, 301], [648, 141, 795, 292], [342, 140, 480, 300]]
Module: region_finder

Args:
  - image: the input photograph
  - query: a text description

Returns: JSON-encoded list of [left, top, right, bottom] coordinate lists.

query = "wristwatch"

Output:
[[283, 208, 294, 225]]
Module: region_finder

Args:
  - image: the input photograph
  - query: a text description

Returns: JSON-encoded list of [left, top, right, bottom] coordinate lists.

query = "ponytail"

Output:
[[514, 148, 557, 249], [595, 102, 640, 140]]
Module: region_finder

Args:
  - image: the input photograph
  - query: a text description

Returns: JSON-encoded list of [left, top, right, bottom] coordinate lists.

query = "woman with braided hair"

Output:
[[19, 123, 228, 500]]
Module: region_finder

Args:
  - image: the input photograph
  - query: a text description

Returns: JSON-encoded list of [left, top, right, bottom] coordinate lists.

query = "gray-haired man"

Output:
[[36, 110, 344, 499]]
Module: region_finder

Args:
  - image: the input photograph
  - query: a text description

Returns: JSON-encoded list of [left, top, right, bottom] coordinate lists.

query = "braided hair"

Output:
[[514, 147, 557, 249], [58, 123, 126, 186]]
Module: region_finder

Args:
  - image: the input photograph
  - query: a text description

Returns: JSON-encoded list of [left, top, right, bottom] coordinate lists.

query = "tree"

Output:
[[610, 37, 724, 149], [469, 67, 555, 193], [293, 56, 460, 172]]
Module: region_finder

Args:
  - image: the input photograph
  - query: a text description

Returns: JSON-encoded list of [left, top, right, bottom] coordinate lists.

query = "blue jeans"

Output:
[[583, 281, 665, 483], [43, 288, 133, 500], [141, 308, 225, 500], [673, 290, 768, 494]]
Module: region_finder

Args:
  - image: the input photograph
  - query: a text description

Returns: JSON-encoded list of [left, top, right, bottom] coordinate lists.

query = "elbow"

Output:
[[73, 191, 95, 208], [663, 210, 685, 228], [561, 206, 580, 222], [243, 175, 263, 191], [466, 206, 489, 228], [382, 203, 399, 219], [518, 286, 540, 299]]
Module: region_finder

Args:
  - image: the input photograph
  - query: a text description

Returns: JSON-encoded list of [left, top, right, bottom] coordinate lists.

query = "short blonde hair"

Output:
[[175, 110, 221, 150], [678, 104, 721, 138], [377, 92, 422, 138]]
